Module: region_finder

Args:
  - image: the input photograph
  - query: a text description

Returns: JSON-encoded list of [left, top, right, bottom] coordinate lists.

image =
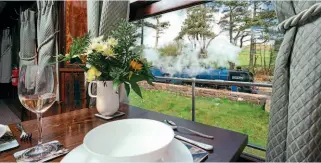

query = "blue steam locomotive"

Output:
[[150, 67, 257, 94]]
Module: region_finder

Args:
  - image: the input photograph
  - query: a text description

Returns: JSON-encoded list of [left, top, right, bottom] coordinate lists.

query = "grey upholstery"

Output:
[[37, 0, 57, 65], [0, 29, 12, 83], [267, 1, 321, 161], [19, 9, 36, 66]]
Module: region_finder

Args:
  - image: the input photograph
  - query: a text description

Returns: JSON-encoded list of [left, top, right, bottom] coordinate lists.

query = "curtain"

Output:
[[37, 0, 58, 64], [35, 1, 58, 98], [267, 1, 321, 162], [0, 29, 12, 83], [87, 0, 130, 106], [19, 9, 36, 66]]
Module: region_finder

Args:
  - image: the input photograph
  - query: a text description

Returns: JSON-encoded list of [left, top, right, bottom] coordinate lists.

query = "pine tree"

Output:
[[132, 15, 170, 48], [144, 15, 170, 48], [176, 4, 216, 58], [212, 1, 251, 47]]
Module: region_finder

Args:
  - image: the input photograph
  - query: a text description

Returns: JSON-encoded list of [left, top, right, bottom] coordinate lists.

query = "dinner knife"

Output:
[[175, 134, 214, 151]]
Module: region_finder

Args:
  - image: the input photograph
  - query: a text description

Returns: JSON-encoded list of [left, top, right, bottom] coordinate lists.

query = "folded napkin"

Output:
[[182, 141, 209, 162], [0, 125, 19, 152], [14, 140, 68, 162]]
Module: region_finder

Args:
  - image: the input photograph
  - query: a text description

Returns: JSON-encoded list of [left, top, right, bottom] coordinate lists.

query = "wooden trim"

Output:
[[58, 1, 66, 61], [129, 0, 211, 21], [59, 68, 84, 72], [57, 1, 65, 104], [60, 72, 65, 104]]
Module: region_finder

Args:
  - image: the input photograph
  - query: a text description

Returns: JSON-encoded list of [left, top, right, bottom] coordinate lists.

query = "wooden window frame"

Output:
[[129, 0, 211, 21], [58, 0, 211, 64]]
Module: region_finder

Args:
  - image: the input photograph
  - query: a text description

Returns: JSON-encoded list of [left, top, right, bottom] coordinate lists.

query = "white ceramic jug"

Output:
[[88, 81, 119, 116]]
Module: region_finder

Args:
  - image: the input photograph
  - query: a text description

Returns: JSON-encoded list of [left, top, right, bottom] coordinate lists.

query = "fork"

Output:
[[164, 120, 214, 139], [16, 123, 32, 141]]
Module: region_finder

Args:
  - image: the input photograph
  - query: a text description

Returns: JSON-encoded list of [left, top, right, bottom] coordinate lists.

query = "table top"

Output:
[[0, 104, 248, 162]]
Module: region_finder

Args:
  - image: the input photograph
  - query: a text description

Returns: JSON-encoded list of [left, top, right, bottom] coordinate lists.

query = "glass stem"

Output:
[[37, 113, 43, 145]]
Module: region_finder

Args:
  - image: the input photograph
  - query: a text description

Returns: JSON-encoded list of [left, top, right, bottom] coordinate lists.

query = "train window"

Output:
[[130, 1, 280, 159]]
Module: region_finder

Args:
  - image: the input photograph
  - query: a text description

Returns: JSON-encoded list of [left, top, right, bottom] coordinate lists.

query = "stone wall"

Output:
[[139, 81, 271, 109]]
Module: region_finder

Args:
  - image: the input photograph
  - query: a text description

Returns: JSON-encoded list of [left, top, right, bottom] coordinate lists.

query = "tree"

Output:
[[248, 1, 258, 73], [158, 41, 183, 57], [144, 15, 170, 48], [251, 0, 278, 73], [132, 15, 170, 48], [210, 1, 251, 69], [131, 19, 145, 45], [256, 1, 278, 74], [212, 1, 251, 46], [176, 4, 216, 58]]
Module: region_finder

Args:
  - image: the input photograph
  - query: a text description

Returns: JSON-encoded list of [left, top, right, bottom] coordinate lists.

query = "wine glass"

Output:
[[18, 64, 57, 159]]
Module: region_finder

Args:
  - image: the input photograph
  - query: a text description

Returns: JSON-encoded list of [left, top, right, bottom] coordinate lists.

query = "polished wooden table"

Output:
[[0, 104, 248, 162]]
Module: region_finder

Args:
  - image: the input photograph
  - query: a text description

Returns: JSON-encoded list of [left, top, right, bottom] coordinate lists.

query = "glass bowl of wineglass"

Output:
[[18, 64, 57, 160]]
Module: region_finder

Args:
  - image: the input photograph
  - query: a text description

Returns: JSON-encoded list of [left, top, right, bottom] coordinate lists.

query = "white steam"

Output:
[[144, 37, 241, 76]]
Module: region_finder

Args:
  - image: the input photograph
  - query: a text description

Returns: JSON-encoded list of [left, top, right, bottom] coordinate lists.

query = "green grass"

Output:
[[238, 46, 272, 67], [129, 88, 269, 158]]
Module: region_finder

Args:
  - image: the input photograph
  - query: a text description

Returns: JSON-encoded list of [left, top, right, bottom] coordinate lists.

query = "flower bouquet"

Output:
[[58, 20, 154, 98]]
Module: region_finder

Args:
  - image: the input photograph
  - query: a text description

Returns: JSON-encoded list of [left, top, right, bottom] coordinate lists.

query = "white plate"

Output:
[[0, 124, 6, 138], [61, 139, 193, 163]]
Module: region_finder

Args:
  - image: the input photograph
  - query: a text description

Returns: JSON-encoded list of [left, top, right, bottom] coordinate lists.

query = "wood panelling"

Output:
[[129, 0, 210, 21], [60, 71, 86, 111], [65, 0, 87, 54], [59, 1, 87, 109]]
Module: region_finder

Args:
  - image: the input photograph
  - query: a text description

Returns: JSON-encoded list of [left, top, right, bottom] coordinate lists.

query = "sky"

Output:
[[141, 8, 224, 48], [139, 3, 275, 49]]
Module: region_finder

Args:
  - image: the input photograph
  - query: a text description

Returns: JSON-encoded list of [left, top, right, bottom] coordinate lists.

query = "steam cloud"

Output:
[[143, 36, 241, 77]]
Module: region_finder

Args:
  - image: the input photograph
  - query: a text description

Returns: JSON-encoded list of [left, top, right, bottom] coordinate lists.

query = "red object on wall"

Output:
[[12, 66, 19, 86]]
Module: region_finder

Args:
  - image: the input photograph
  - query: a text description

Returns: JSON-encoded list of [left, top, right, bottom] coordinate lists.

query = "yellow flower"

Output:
[[107, 37, 118, 47], [87, 67, 102, 82], [130, 60, 143, 71], [102, 45, 114, 57], [92, 43, 104, 52]]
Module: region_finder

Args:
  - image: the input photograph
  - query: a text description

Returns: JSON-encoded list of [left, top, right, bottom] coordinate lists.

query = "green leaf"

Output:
[[79, 65, 89, 71], [147, 79, 154, 86], [124, 82, 131, 96], [113, 79, 121, 89], [130, 74, 145, 83], [128, 71, 133, 80], [130, 82, 142, 98]]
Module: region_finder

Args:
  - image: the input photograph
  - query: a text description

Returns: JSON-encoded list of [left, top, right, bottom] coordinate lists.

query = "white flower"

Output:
[[91, 35, 104, 44], [107, 37, 118, 47], [86, 36, 105, 55], [87, 42, 104, 54], [101, 44, 114, 57], [93, 43, 104, 52]]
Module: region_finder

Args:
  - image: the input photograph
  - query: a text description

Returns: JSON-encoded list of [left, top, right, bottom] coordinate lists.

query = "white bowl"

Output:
[[83, 119, 174, 162], [0, 124, 6, 138]]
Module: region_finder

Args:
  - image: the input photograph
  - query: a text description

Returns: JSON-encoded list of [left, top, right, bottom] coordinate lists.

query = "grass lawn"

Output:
[[238, 45, 272, 67], [129, 88, 270, 158]]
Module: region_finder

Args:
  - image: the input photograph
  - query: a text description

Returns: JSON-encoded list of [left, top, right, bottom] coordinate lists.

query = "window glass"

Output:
[[130, 1, 281, 159]]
